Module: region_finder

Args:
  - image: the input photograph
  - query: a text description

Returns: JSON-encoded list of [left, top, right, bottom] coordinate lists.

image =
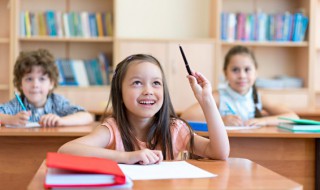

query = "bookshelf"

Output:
[[2, 0, 320, 112], [0, 0, 11, 103], [9, 0, 114, 108]]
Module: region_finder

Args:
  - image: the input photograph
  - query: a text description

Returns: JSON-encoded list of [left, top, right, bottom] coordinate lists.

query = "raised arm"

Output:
[[187, 72, 230, 160]]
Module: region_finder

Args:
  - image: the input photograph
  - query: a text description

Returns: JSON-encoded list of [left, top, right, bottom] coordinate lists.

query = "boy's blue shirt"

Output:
[[0, 93, 86, 122]]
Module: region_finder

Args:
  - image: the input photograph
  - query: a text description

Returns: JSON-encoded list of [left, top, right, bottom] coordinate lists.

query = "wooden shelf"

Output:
[[221, 41, 308, 47], [57, 85, 110, 91], [0, 38, 9, 43], [259, 88, 309, 93], [19, 36, 114, 43], [0, 84, 9, 90]]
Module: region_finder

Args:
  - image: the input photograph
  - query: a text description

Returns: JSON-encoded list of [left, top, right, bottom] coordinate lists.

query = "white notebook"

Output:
[[118, 161, 216, 180], [5, 122, 41, 128]]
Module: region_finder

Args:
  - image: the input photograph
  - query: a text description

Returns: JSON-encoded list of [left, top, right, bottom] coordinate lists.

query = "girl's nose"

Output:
[[143, 85, 154, 95]]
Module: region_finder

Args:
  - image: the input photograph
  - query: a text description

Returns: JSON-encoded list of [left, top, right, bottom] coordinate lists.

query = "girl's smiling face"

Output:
[[21, 66, 54, 107], [224, 54, 257, 95], [121, 61, 164, 120]]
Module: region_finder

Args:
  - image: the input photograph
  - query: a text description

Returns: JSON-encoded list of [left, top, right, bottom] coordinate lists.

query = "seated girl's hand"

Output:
[[125, 149, 163, 165], [11, 111, 31, 126], [40, 114, 62, 127], [222, 115, 243, 126], [187, 72, 212, 104], [244, 118, 267, 126]]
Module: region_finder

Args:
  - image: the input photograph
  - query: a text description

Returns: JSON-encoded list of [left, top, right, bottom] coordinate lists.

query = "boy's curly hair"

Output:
[[13, 49, 59, 95]]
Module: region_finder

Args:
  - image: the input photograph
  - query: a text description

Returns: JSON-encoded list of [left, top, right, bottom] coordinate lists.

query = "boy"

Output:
[[0, 49, 93, 127]]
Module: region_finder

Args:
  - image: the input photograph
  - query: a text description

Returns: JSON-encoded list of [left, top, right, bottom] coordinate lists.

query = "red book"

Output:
[[45, 152, 126, 188]]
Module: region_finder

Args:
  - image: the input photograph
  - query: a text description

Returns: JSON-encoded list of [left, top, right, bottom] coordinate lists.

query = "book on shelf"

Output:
[[45, 152, 132, 189], [55, 55, 111, 87], [220, 11, 308, 42], [20, 10, 113, 38]]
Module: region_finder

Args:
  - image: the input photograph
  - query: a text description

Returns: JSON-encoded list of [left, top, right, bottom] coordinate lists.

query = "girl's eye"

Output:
[[245, 67, 252, 72], [153, 81, 162, 86], [231, 68, 240, 73], [132, 81, 142, 86]]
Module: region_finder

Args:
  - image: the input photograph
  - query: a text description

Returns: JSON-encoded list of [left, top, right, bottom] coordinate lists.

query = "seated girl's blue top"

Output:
[[0, 93, 86, 122], [219, 85, 262, 121]]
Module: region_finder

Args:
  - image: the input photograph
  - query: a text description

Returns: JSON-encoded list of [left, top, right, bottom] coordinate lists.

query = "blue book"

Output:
[[188, 121, 208, 132], [46, 10, 57, 36], [55, 59, 65, 85], [88, 13, 98, 37]]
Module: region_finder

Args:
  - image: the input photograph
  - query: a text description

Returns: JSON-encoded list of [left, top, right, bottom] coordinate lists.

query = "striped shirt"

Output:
[[0, 93, 86, 122]]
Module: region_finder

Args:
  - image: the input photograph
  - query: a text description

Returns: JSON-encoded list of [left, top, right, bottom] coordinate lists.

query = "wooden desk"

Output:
[[0, 124, 315, 190], [27, 158, 302, 190], [197, 126, 319, 190], [295, 108, 320, 120], [0, 123, 98, 190]]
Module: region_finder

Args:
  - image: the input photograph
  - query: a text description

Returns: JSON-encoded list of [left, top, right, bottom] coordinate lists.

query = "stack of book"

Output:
[[45, 152, 132, 189], [278, 117, 320, 132]]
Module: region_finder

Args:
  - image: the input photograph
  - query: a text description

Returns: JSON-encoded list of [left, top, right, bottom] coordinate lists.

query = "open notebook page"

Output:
[[118, 161, 216, 180], [5, 122, 41, 128]]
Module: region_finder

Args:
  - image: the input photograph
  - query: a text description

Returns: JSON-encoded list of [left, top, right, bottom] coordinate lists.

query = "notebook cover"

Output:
[[278, 117, 320, 125], [45, 152, 126, 188]]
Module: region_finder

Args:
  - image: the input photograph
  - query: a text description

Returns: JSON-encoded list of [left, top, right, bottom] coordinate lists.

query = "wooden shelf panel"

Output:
[[57, 85, 110, 91], [0, 84, 9, 90], [259, 88, 308, 93], [0, 38, 9, 43], [19, 36, 114, 43], [221, 41, 308, 47]]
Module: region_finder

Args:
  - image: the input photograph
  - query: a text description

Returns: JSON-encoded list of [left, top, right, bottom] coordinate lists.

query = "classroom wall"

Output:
[[116, 0, 211, 39]]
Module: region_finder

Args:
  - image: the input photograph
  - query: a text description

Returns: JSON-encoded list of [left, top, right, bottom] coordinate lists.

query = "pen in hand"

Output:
[[14, 91, 27, 111], [225, 102, 236, 115], [179, 45, 192, 75]]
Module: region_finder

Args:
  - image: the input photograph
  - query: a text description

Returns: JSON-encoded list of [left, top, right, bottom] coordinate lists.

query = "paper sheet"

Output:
[[5, 122, 41, 128], [225, 125, 262, 130], [118, 161, 216, 180]]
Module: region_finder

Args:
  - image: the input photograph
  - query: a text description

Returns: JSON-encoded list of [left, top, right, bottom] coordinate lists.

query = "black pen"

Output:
[[179, 45, 192, 75]]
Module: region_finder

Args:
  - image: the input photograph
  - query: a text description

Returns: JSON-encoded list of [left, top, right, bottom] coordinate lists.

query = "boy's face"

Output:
[[21, 66, 54, 108]]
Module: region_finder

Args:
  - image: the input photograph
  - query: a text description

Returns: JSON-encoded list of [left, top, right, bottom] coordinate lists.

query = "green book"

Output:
[[278, 117, 320, 125], [278, 117, 320, 132]]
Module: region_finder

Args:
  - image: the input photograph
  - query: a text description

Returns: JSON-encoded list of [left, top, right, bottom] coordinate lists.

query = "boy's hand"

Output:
[[40, 114, 62, 127], [125, 149, 163, 165], [222, 115, 243, 126], [11, 111, 31, 126]]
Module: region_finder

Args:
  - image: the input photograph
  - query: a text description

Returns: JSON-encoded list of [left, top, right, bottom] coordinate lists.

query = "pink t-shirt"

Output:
[[101, 117, 191, 160]]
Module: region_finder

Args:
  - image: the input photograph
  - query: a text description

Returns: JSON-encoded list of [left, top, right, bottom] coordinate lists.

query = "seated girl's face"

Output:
[[224, 54, 257, 95], [21, 66, 54, 108], [121, 61, 164, 120]]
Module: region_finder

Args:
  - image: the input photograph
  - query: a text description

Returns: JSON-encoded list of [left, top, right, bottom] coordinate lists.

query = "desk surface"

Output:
[[0, 122, 99, 136], [27, 158, 302, 190], [2, 123, 320, 138]]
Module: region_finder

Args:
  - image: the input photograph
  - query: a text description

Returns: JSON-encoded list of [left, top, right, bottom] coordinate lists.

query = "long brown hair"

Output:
[[101, 54, 194, 160], [224, 45, 262, 118]]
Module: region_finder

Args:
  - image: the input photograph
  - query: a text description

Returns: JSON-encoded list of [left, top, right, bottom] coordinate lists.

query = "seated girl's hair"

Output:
[[102, 54, 194, 160], [13, 49, 59, 95], [224, 46, 262, 118]]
